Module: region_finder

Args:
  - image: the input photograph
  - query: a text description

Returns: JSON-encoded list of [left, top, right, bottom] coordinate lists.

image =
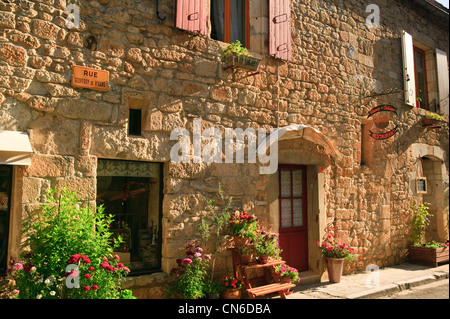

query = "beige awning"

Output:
[[257, 124, 341, 161], [0, 130, 33, 165]]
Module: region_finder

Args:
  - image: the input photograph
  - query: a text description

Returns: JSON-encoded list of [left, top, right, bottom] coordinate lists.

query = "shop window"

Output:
[[0, 165, 12, 275], [96, 159, 162, 275], [128, 109, 142, 136], [211, 0, 249, 47]]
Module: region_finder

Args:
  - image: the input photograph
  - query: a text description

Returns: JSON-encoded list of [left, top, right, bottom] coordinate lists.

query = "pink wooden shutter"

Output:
[[175, 0, 207, 36], [269, 0, 292, 61]]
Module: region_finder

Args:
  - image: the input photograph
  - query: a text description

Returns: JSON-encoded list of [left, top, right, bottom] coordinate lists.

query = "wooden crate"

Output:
[[409, 245, 449, 267]]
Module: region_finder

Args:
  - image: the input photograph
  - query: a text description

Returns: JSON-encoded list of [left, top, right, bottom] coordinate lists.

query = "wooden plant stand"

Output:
[[409, 245, 449, 267], [230, 249, 295, 299]]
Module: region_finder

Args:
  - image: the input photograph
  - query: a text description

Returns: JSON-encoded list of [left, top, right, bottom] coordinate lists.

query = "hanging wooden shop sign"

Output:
[[71, 65, 109, 92], [367, 104, 398, 140]]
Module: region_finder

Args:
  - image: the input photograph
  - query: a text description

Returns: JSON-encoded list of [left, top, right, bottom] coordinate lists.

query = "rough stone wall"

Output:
[[0, 0, 449, 297]]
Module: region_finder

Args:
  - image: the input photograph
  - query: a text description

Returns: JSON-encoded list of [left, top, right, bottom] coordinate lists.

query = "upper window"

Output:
[[414, 46, 428, 110], [402, 31, 449, 115], [96, 159, 162, 275], [174, 0, 292, 61], [211, 0, 249, 47]]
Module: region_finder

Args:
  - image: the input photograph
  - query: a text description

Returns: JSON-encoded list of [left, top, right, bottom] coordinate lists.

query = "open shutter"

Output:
[[269, 0, 292, 61], [175, 0, 207, 36], [401, 31, 416, 107], [436, 48, 449, 115]]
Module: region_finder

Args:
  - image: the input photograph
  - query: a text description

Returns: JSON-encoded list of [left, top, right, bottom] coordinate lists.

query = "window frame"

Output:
[[413, 45, 429, 110], [211, 0, 250, 48], [96, 159, 163, 276]]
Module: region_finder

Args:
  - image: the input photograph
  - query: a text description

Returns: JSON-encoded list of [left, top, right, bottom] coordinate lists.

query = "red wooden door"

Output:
[[278, 165, 308, 271]]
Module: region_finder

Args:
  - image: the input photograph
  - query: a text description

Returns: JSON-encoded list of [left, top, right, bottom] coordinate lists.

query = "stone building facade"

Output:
[[0, 0, 448, 298]]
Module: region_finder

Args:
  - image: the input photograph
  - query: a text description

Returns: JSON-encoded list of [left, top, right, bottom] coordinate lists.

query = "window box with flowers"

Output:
[[422, 112, 443, 128], [317, 235, 357, 283], [222, 40, 261, 74]]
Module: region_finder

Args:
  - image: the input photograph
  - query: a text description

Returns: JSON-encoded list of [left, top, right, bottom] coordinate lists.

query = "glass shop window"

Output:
[[0, 165, 12, 275], [96, 159, 162, 275]]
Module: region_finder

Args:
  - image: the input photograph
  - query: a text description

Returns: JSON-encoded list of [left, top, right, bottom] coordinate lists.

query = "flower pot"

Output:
[[222, 288, 241, 299], [409, 245, 449, 267], [239, 254, 252, 265], [258, 254, 269, 264], [325, 257, 345, 283], [279, 277, 294, 295], [233, 236, 249, 246]]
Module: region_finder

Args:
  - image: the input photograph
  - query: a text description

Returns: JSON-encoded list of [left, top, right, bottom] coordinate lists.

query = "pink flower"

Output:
[[183, 258, 193, 265], [84, 274, 91, 279], [12, 289, 19, 295], [88, 266, 95, 272], [91, 285, 99, 290], [114, 254, 120, 261], [12, 263, 23, 271], [83, 286, 90, 292]]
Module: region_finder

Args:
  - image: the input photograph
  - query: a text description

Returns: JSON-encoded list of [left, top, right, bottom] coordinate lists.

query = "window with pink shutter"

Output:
[[175, 0, 207, 36], [269, 0, 292, 61]]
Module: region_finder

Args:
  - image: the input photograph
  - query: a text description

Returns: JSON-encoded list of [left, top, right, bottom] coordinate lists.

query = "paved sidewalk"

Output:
[[275, 262, 449, 299]]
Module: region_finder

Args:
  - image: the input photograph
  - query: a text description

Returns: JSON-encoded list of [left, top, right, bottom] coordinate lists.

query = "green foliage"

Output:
[[168, 244, 211, 299], [198, 183, 232, 281], [222, 40, 249, 57], [4, 188, 133, 299], [425, 112, 443, 120], [316, 235, 357, 261], [411, 202, 432, 246], [253, 232, 282, 258]]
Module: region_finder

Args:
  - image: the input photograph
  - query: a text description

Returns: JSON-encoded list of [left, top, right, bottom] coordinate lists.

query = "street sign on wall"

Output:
[[71, 65, 109, 92]]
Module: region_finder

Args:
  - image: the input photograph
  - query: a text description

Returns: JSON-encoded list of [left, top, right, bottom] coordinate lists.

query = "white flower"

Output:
[[49, 291, 56, 296], [36, 294, 42, 299], [44, 279, 51, 285]]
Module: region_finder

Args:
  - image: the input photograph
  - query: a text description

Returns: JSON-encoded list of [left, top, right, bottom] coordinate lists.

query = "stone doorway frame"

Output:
[[409, 143, 449, 242]]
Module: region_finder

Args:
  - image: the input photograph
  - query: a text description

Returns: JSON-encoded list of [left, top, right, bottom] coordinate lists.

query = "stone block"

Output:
[[0, 44, 28, 67], [23, 155, 75, 178], [32, 19, 60, 41]]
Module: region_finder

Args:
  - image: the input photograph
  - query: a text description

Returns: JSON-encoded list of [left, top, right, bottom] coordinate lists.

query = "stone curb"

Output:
[[346, 269, 449, 299]]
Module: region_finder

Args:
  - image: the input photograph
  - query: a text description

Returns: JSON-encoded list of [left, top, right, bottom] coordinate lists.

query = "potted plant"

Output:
[[221, 275, 245, 299], [409, 202, 449, 266], [237, 244, 254, 265], [274, 264, 301, 295], [416, 97, 422, 108], [228, 211, 260, 245], [253, 231, 282, 264], [168, 243, 211, 299], [316, 235, 357, 283], [203, 280, 224, 299], [222, 40, 261, 72], [422, 112, 443, 128]]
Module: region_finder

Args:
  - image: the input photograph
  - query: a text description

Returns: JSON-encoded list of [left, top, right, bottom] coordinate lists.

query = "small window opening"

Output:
[[129, 109, 142, 136]]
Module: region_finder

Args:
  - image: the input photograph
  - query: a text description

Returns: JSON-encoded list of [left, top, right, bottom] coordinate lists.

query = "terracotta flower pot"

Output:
[[279, 277, 294, 295], [239, 254, 252, 265], [233, 236, 249, 246], [222, 288, 241, 299], [326, 257, 345, 283], [258, 254, 269, 264]]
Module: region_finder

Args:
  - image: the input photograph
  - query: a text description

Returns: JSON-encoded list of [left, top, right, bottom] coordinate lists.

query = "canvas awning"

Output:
[[0, 130, 33, 165], [257, 124, 341, 161]]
